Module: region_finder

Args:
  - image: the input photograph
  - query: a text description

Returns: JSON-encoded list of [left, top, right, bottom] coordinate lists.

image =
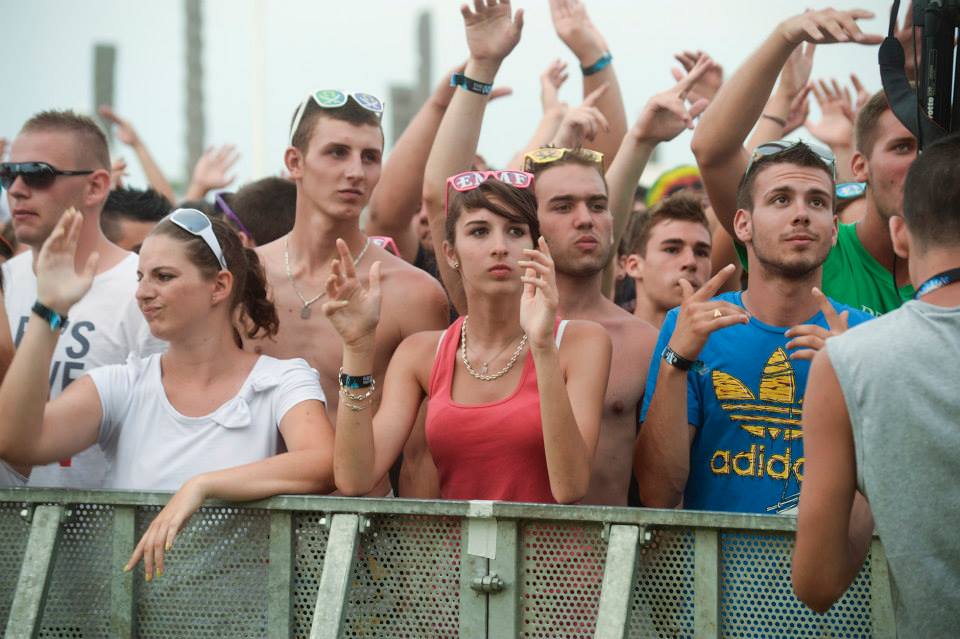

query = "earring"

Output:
[[453, 261, 460, 269]]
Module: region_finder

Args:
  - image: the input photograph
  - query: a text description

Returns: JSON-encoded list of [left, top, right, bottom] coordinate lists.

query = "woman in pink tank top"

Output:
[[325, 174, 611, 504]]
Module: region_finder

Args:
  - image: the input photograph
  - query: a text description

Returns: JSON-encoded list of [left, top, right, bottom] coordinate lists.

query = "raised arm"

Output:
[[634, 266, 748, 507], [549, 0, 626, 168], [691, 9, 880, 236], [423, 0, 524, 314], [98, 106, 177, 203], [322, 240, 427, 495], [745, 45, 815, 151], [366, 65, 466, 263], [0, 209, 103, 467], [505, 59, 570, 170], [520, 238, 609, 503], [183, 145, 239, 201], [805, 79, 857, 182], [601, 56, 713, 295]]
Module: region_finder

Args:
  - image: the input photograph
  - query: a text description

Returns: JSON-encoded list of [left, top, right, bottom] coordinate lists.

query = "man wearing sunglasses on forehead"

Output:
[[691, 7, 914, 317], [0, 110, 163, 489], [247, 90, 448, 496]]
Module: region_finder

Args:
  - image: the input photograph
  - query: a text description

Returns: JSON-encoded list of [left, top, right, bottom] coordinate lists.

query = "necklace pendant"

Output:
[[480, 362, 489, 376], [300, 305, 312, 320]]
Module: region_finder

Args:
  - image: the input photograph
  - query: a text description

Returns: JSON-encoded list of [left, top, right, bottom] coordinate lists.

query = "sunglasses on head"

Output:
[[288, 90, 385, 145], [747, 139, 837, 180], [167, 208, 228, 270], [0, 162, 95, 191], [214, 193, 254, 240], [522, 146, 604, 173], [444, 170, 535, 215]]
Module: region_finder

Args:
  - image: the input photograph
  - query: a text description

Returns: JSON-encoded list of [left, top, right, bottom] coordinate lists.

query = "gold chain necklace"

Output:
[[284, 237, 370, 319], [459, 316, 527, 382]]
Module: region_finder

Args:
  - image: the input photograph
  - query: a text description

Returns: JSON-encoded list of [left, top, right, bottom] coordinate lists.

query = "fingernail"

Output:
[[157, 568, 163, 578], [165, 542, 172, 551], [123, 565, 131, 573], [145, 573, 152, 583]]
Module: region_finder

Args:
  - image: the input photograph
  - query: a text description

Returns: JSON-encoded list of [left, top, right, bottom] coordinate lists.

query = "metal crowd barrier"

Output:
[[0, 489, 895, 638]]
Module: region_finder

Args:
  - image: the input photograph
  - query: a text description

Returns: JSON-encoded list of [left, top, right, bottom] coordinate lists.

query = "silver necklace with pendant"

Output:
[[284, 237, 370, 319]]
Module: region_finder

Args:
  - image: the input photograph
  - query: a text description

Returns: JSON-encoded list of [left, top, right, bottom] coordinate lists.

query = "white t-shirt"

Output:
[[2, 251, 165, 488], [89, 354, 325, 491]]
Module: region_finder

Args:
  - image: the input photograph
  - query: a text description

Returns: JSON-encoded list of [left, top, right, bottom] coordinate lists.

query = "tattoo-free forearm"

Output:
[[0, 316, 58, 462], [191, 448, 335, 500], [333, 343, 378, 495], [506, 107, 566, 170], [131, 142, 176, 203], [531, 343, 592, 503], [634, 363, 692, 508], [581, 64, 627, 169]]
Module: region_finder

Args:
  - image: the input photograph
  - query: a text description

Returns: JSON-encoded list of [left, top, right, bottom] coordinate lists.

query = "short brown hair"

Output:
[[855, 90, 891, 157], [735, 142, 835, 212], [625, 191, 710, 256], [526, 147, 607, 191], [20, 110, 110, 170], [445, 179, 539, 246], [221, 177, 296, 246], [902, 133, 960, 249], [289, 99, 383, 153]]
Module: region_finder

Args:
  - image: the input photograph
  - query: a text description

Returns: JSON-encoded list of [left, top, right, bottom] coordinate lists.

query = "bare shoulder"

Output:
[[393, 329, 447, 384], [375, 247, 449, 332], [376, 248, 446, 300], [561, 319, 613, 351]]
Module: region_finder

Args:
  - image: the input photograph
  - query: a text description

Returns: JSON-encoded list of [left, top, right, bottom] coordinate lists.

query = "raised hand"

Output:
[[632, 55, 715, 145], [36, 208, 99, 316], [671, 50, 724, 104], [783, 85, 812, 135], [461, 0, 524, 66], [551, 83, 609, 147], [849, 73, 871, 117], [806, 79, 855, 148], [98, 105, 141, 147], [541, 58, 569, 114], [548, 0, 608, 63], [110, 157, 129, 190], [518, 237, 560, 350], [778, 8, 883, 47], [124, 477, 205, 581], [780, 42, 816, 99], [667, 265, 750, 361], [322, 239, 383, 348], [785, 287, 849, 360], [188, 145, 239, 196]]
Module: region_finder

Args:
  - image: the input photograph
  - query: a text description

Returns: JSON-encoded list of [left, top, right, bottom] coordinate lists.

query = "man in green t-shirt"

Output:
[[691, 7, 916, 316]]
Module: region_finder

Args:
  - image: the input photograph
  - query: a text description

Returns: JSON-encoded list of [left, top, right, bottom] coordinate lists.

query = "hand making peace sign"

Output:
[[667, 265, 750, 361], [785, 287, 850, 361]]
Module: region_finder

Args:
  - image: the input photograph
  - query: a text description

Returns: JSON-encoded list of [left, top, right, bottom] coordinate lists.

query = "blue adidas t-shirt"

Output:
[[640, 291, 872, 514]]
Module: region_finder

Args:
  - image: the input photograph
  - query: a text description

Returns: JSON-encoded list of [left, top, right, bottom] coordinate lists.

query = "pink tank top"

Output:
[[425, 316, 568, 503]]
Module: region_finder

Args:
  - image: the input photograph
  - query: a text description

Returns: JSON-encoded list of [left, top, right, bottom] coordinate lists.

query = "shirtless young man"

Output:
[[521, 56, 715, 505], [251, 94, 449, 494]]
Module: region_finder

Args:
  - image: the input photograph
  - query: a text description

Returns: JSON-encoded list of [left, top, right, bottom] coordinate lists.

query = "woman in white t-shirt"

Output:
[[0, 208, 334, 580]]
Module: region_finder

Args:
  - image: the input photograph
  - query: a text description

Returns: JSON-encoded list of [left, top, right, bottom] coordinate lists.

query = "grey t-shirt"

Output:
[[827, 299, 960, 638]]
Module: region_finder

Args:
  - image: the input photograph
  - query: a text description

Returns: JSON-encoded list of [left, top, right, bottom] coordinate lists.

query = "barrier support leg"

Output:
[[309, 514, 359, 639], [594, 524, 640, 639], [268, 511, 294, 639], [110, 506, 136, 639], [5, 504, 64, 639], [693, 528, 720, 638]]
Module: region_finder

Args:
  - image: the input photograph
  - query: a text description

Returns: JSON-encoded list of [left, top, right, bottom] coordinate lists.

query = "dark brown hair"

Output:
[[20, 110, 110, 170], [902, 133, 960, 249], [445, 179, 539, 245], [854, 90, 891, 157], [221, 177, 297, 246], [151, 215, 279, 343], [289, 99, 383, 154], [626, 191, 710, 256], [735, 142, 835, 212]]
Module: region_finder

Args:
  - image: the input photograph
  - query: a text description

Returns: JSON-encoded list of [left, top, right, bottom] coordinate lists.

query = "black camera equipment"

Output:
[[879, 0, 960, 149]]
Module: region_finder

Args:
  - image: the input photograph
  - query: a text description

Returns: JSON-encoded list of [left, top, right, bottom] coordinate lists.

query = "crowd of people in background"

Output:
[[0, 1, 956, 634]]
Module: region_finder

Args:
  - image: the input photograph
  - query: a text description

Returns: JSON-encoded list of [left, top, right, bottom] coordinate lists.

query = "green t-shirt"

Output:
[[735, 223, 914, 317]]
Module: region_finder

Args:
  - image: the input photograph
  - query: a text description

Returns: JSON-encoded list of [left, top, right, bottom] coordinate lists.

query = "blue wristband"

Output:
[[338, 368, 374, 389], [581, 51, 613, 76], [450, 72, 493, 96]]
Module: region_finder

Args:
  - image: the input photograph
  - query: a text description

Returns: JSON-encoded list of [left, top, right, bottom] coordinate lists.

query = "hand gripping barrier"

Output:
[[0, 490, 896, 638]]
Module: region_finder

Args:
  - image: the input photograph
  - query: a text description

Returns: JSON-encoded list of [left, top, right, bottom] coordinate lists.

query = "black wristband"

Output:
[[449, 72, 493, 96], [581, 51, 613, 76], [662, 345, 703, 373], [32, 301, 67, 332], [339, 368, 374, 389]]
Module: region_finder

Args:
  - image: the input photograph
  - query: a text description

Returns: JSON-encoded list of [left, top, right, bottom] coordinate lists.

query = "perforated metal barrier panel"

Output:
[[0, 491, 896, 638]]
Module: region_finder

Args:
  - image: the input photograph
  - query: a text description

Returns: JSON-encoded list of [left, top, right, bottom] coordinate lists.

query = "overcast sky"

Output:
[[1, 0, 894, 193]]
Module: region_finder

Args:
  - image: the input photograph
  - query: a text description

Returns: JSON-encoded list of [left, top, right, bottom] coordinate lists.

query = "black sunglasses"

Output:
[[0, 162, 95, 191]]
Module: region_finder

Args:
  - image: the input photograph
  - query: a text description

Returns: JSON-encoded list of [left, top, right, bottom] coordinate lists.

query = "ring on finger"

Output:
[[713, 309, 722, 319]]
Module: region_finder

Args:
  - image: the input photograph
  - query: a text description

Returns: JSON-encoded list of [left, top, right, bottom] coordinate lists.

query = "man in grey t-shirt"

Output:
[[792, 134, 960, 637]]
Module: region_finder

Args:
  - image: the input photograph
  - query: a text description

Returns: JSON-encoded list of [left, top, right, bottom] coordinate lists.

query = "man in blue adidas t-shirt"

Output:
[[634, 142, 872, 514]]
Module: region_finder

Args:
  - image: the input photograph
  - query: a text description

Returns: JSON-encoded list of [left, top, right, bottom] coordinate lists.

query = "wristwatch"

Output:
[[662, 345, 700, 372], [32, 301, 67, 332]]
